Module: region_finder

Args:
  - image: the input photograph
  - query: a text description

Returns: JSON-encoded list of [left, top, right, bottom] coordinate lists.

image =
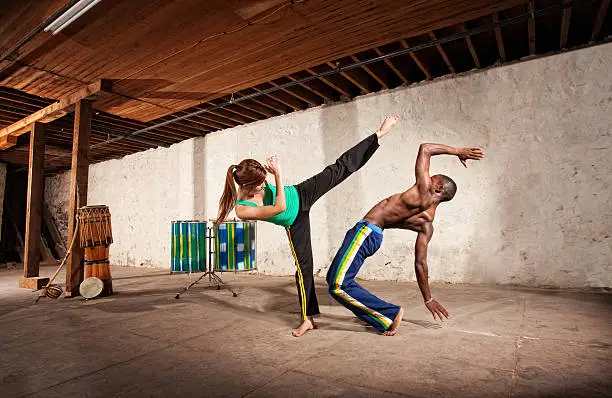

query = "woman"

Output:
[[216, 115, 399, 336]]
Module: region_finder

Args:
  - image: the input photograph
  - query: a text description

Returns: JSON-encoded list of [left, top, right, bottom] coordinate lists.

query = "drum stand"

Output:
[[174, 228, 224, 299]]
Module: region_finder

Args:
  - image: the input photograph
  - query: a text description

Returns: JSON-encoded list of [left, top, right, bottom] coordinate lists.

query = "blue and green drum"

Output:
[[171, 221, 207, 273], [214, 221, 256, 272]]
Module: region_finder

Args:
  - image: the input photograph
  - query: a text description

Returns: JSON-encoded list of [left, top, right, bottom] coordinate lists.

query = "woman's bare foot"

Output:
[[292, 317, 314, 337], [383, 307, 404, 336], [376, 114, 400, 139]]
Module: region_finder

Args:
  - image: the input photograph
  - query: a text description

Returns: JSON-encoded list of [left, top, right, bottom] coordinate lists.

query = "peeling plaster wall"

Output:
[[45, 43, 612, 287]]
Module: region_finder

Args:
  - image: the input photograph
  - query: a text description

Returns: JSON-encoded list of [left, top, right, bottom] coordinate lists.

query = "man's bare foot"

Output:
[[376, 114, 400, 139], [383, 307, 404, 336], [292, 317, 314, 337]]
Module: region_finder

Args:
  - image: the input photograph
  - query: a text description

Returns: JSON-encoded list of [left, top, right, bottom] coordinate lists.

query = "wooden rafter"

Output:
[[591, 0, 610, 41], [400, 40, 431, 80], [350, 55, 389, 89], [285, 75, 331, 101], [252, 86, 301, 111], [305, 68, 351, 97], [268, 81, 318, 107], [201, 103, 252, 124], [528, 1, 536, 55], [211, 101, 261, 121], [192, 112, 236, 129], [429, 32, 455, 74], [232, 97, 277, 117], [460, 24, 481, 68], [0, 80, 111, 145], [373, 48, 409, 84], [238, 91, 287, 114], [0, 135, 17, 150], [327, 62, 368, 93], [492, 12, 506, 62], [560, 2, 572, 49]]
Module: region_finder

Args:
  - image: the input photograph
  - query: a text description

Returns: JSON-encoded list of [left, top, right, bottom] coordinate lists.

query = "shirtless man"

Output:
[[326, 142, 484, 335]]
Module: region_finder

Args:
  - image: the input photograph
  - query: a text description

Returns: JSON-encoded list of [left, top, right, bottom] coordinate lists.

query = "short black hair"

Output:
[[437, 174, 457, 202]]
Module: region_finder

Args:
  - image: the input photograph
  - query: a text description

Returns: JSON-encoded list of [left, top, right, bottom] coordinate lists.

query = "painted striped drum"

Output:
[[171, 221, 207, 273], [214, 221, 256, 272]]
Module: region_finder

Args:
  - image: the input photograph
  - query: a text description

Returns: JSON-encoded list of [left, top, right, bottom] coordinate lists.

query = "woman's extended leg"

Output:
[[296, 133, 380, 211], [295, 115, 398, 210]]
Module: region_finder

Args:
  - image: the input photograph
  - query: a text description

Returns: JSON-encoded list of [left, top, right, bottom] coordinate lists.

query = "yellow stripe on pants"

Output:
[[286, 227, 307, 321]]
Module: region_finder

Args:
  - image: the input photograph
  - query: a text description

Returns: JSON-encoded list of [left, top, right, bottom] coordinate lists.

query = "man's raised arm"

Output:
[[415, 143, 484, 193]]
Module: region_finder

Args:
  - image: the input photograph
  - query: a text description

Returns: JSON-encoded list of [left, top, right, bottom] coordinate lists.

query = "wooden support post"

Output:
[[20, 122, 49, 288], [65, 100, 92, 297]]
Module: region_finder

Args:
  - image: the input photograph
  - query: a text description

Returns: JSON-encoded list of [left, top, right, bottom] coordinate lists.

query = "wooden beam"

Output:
[[461, 24, 481, 68], [350, 55, 389, 89], [492, 12, 506, 62], [199, 106, 247, 125], [591, 0, 610, 42], [528, 1, 536, 55], [231, 97, 276, 117], [65, 100, 92, 297], [560, 3, 572, 49], [0, 135, 17, 150], [373, 48, 409, 84], [212, 102, 260, 121], [285, 75, 331, 101], [327, 62, 368, 93], [305, 68, 351, 97], [400, 40, 431, 80], [429, 32, 456, 74], [238, 91, 287, 114], [23, 122, 45, 278], [252, 86, 301, 112], [268, 81, 318, 107], [0, 79, 111, 141]]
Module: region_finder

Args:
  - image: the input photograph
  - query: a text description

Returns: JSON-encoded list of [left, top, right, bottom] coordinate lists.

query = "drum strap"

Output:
[[85, 259, 110, 265], [83, 242, 112, 247]]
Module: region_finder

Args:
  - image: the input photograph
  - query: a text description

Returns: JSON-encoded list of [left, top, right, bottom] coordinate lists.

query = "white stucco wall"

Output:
[[45, 43, 612, 287]]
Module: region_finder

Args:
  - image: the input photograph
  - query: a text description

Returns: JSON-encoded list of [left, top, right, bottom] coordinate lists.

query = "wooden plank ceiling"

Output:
[[1, 0, 527, 122], [1, 0, 611, 173]]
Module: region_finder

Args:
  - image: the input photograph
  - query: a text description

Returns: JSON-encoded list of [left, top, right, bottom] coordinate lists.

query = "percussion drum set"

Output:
[[172, 220, 257, 298]]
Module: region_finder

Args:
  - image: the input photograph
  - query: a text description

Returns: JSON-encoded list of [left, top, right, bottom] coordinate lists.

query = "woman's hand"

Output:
[[265, 155, 281, 176]]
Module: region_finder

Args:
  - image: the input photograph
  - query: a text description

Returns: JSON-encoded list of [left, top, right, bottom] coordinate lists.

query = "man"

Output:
[[326, 142, 484, 335]]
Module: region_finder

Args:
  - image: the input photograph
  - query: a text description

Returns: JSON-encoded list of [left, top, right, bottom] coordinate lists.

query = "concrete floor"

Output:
[[0, 265, 611, 398]]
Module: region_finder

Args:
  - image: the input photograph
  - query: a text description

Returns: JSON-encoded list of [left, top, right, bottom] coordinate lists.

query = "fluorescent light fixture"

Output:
[[44, 0, 102, 35]]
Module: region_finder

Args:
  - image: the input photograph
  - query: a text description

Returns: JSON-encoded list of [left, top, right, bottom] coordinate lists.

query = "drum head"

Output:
[[80, 277, 104, 299]]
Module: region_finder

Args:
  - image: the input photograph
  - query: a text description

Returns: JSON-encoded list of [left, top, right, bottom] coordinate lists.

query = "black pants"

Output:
[[285, 133, 380, 320]]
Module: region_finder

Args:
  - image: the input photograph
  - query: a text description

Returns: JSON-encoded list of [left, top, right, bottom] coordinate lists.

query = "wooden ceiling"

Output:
[[1, 0, 526, 122], [1, 0, 611, 172]]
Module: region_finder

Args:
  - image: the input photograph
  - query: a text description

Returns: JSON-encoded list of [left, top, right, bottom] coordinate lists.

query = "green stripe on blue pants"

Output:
[[326, 220, 400, 333]]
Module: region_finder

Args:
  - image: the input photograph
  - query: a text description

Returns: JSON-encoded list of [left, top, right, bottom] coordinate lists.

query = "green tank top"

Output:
[[236, 184, 299, 227]]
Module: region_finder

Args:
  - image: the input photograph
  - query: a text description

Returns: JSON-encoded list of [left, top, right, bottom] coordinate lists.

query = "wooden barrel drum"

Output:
[[78, 205, 113, 296]]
